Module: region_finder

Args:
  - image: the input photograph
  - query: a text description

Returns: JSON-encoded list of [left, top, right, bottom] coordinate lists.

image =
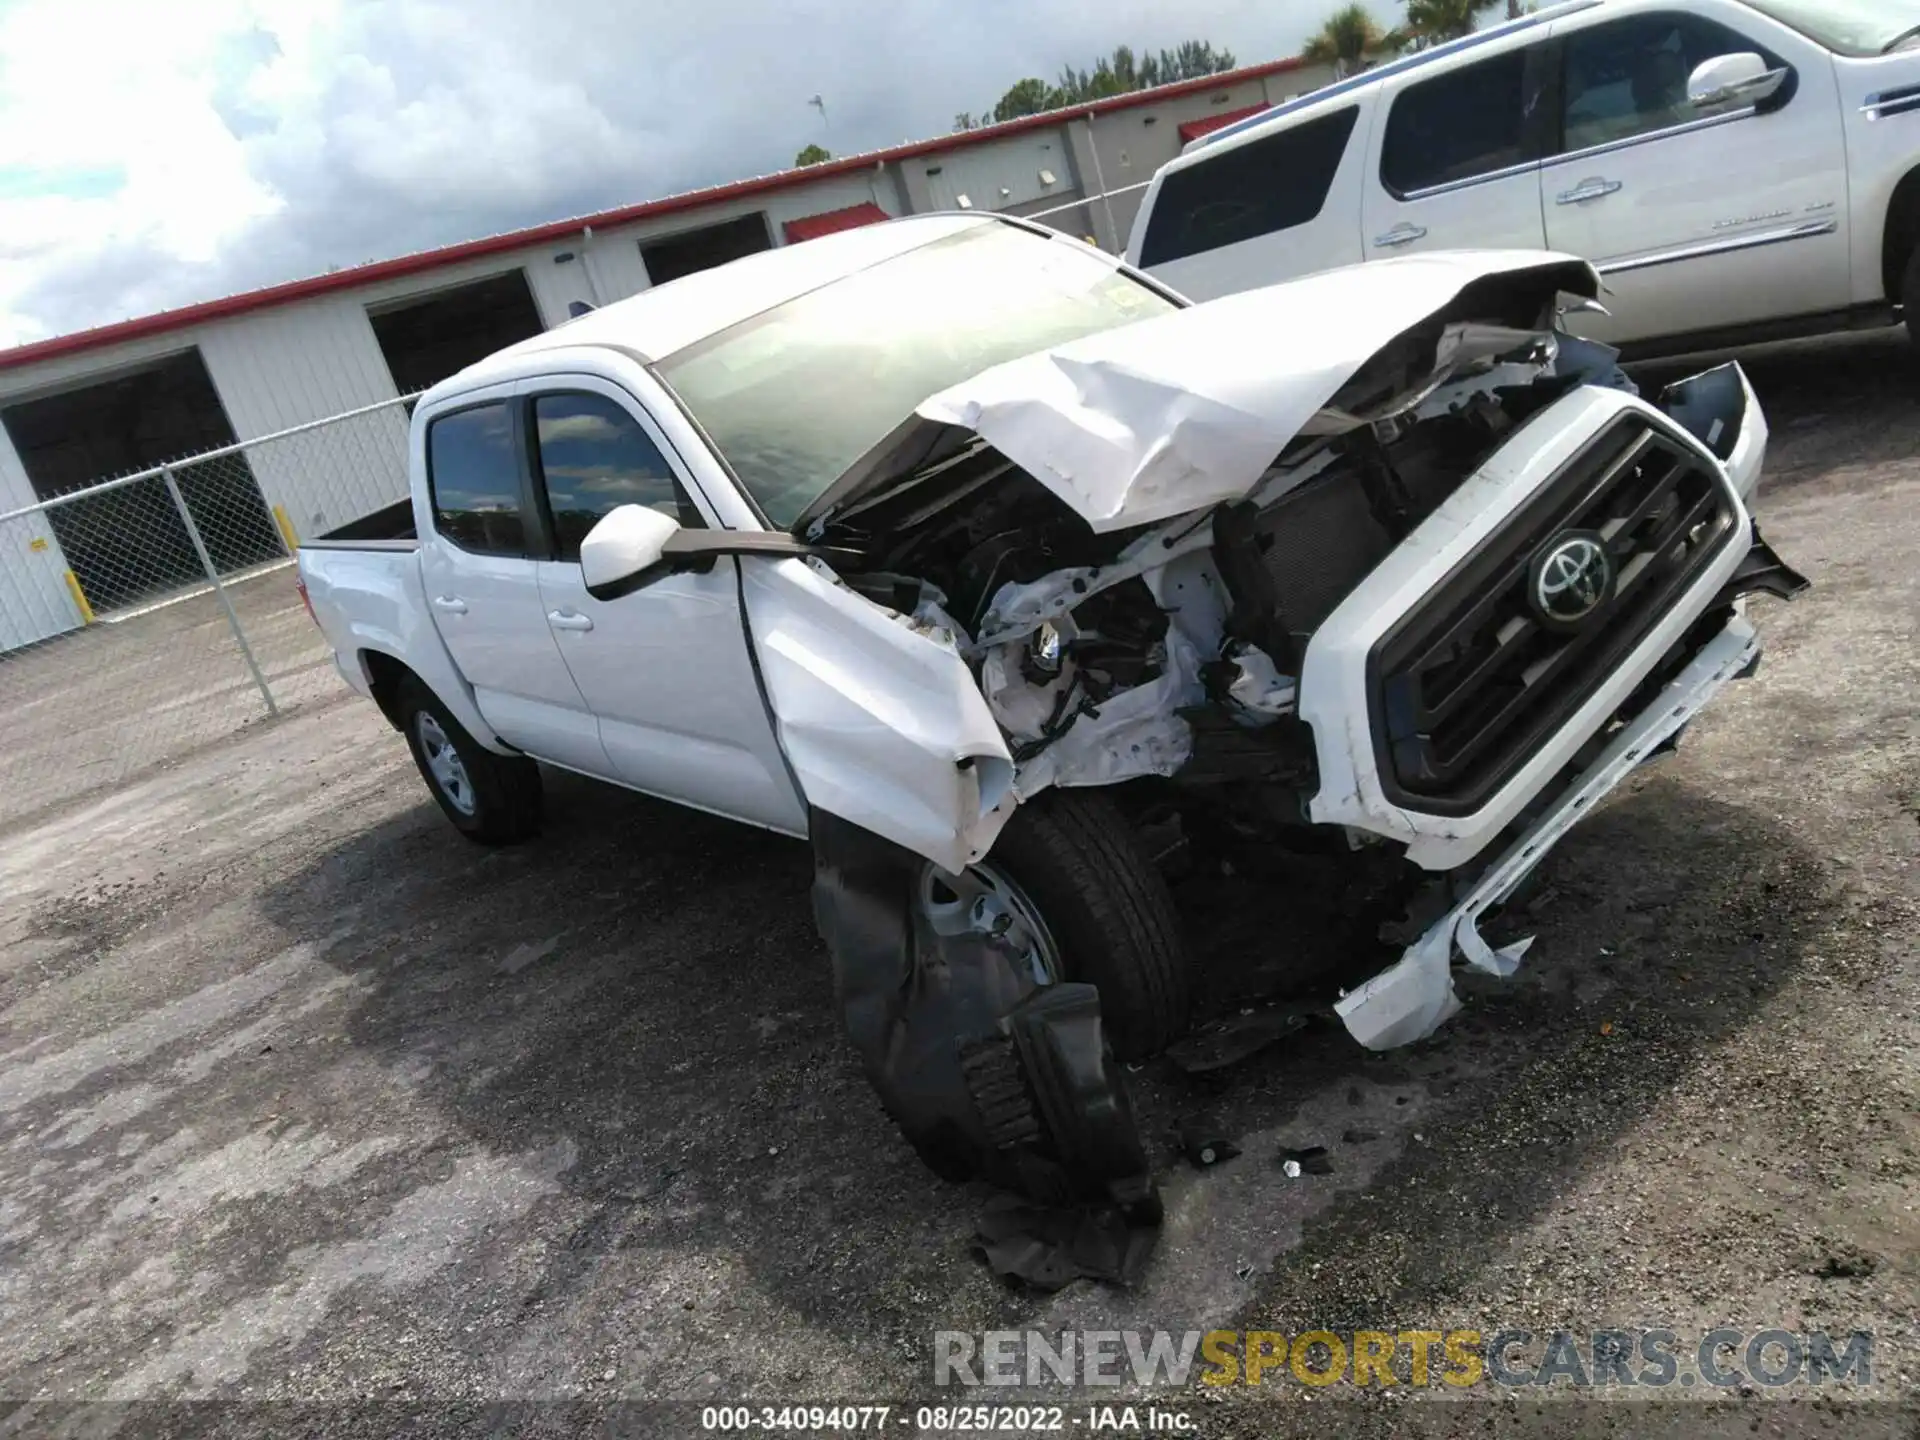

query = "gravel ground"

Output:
[[0, 564, 338, 829], [0, 334, 1916, 1439]]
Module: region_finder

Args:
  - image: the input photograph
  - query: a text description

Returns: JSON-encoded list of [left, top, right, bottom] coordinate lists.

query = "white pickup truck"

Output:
[[1127, 0, 1920, 356], [297, 215, 1804, 1212]]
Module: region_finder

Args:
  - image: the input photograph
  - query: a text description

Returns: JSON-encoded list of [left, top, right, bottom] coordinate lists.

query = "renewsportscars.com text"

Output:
[[933, 1327, 1874, 1391]]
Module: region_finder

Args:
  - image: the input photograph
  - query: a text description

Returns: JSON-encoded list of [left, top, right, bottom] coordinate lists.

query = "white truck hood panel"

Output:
[[913, 250, 1600, 533]]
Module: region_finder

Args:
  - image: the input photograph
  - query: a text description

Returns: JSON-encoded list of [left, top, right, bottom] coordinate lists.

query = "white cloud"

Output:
[[0, 0, 1401, 346]]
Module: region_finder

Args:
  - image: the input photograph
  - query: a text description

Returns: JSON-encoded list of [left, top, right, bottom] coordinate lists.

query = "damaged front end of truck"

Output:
[[733, 251, 1804, 1210]]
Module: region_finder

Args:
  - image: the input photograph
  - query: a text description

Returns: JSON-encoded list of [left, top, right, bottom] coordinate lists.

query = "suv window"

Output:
[[1137, 106, 1359, 267], [530, 392, 701, 560], [1381, 48, 1535, 196], [426, 402, 525, 555], [1560, 14, 1780, 153]]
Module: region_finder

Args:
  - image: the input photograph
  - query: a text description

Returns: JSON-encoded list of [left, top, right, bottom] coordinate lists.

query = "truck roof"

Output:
[[428, 213, 993, 400]]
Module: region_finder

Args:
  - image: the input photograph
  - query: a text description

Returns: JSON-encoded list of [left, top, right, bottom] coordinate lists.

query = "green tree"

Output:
[[1403, 0, 1501, 45], [1303, 4, 1389, 73], [794, 143, 832, 166], [960, 39, 1239, 130], [992, 77, 1053, 122]]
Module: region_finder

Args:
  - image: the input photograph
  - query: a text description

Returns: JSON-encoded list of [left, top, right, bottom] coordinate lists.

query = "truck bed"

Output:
[[304, 498, 418, 548]]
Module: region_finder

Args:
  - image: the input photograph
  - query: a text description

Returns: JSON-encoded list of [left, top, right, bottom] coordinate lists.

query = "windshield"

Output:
[[654, 224, 1176, 528], [1743, 0, 1920, 55]]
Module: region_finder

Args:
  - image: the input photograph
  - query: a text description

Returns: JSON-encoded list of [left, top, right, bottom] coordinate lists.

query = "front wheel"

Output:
[[961, 789, 1191, 1060], [397, 677, 543, 844]]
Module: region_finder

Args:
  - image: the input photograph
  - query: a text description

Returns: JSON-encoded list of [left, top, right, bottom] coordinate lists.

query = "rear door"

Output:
[[1540, 2, 1850, 345], [520, 377, 807, 835], [415, 391, 613, 776], [1363, 40, 1553, 259]]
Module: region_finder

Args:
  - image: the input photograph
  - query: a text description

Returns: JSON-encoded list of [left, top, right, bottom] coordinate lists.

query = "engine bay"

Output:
[[815, 312, 1635, 843]]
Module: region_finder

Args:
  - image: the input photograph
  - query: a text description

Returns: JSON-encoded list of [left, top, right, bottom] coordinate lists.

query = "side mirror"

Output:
[[1688, 52, 1788, 111], [580, 504, 680, 600]]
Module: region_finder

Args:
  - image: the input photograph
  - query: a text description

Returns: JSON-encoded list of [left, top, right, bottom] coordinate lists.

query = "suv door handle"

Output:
[[1374, 223, 1428, 248], [547, 610, 594, 632], [431, 595, 468, 615], [1556, 178, 1623, 205]]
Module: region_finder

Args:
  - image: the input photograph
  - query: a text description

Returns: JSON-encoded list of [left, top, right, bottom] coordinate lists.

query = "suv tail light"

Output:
[[295, 574, 318, 629]]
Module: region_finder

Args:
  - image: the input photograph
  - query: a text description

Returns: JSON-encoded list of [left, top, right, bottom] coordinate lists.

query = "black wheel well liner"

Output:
[[1882, 166, 1920, 305], [359, 649, 411, 730]]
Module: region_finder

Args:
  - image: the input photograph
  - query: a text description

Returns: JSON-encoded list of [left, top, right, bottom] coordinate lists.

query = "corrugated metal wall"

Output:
[[199, 295, 413, 539], [0, 421, 80, 651]]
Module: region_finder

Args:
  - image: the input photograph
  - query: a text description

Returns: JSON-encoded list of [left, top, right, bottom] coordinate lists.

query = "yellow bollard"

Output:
[[271, 503, 300, 552], [62, 569, 96, 625]]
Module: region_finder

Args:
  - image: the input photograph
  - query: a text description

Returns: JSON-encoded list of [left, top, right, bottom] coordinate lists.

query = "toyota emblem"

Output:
[[1528, 530, 1615, 630]]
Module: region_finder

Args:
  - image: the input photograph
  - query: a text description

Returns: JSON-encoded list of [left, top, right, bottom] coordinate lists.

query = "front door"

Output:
[[415, 391, 611, 775], [521, 379, 807, 835], [1541, 3, 1850, 346], [1363, 40, 1552, 261]]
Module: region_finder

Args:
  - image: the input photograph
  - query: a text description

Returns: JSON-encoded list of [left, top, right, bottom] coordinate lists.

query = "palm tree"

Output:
[[1303, 5, 1389, 76], [1403, 0, 1502, 45]]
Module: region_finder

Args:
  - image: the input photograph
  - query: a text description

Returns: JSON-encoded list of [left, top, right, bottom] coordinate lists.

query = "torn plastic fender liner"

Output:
[[739, 555, 1015, 874], [810, 809, 1158, 1215]]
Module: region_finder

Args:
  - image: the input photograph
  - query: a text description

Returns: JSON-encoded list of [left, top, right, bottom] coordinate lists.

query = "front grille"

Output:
[[1370, 414, 1739, 815]]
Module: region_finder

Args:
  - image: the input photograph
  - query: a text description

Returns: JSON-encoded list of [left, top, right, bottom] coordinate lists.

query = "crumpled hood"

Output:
[[913, 249, 1601, 533]]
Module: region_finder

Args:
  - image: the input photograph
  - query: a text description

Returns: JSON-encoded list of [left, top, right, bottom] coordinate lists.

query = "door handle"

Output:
[[1556, 178, 1623, 205], [547, 610, 594, 632], [1374, 223, 1428, 248], [431, 595, 468, 615]]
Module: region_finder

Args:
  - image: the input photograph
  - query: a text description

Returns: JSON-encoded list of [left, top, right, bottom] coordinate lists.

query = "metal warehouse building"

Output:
[[0, 55, 1328, 654]]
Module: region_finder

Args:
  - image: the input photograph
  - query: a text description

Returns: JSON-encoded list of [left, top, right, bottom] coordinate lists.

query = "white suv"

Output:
[[1126, 0, 1920, 355]]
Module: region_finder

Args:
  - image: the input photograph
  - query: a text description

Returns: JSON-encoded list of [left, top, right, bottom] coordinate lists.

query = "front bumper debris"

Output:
[[1335, 610, 1763, 1050]]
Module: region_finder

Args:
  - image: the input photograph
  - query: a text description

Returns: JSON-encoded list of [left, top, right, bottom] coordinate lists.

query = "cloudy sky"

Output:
[[0, 0, 1412, 348]]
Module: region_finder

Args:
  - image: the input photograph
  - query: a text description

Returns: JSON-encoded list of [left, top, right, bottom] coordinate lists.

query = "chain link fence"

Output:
[[0, 395, 418, 831]]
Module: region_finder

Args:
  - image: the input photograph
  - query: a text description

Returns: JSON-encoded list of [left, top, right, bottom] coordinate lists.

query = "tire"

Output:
[[397, 676, 543, 845], [1906, 247, 1920, 349], [983, 789, 1191, 1060]]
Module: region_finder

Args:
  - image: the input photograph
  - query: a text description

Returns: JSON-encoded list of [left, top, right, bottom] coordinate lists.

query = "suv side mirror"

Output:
[[581, 504, 681, 599], [1688, 52, 1788, 111]]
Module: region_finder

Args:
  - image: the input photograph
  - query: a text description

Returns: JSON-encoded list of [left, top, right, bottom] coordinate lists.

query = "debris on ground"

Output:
[[1278, 1145, 1333, 1177], [1177, 1122, 1242, 1169], [971, 1194, 1159, 1292], [1163, 1004, 1314, 1073]]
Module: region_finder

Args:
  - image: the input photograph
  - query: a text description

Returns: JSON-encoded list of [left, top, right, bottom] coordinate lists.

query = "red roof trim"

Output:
[[1178, 102, 1270, 143], [0, 56, 1304, 375], [782, 201, 892, 244]]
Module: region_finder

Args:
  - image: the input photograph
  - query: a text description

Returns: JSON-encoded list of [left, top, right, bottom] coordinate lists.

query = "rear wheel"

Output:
[[398, 677, 543, 844], [950, 789, 1191, 1061]]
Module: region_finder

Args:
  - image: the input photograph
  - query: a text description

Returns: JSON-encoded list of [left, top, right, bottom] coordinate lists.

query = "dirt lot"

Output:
[[1, 335, 1917, 1438]]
